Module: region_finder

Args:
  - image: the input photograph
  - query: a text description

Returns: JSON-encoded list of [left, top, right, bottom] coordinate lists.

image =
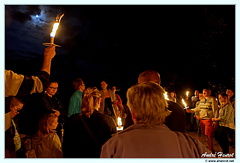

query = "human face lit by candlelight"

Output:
[[101, 81, 108, 90], [10, 103, 24, 118], [46, 82, 58, 97], [50, 117, 59, 130], [203, 89, 211, 98]]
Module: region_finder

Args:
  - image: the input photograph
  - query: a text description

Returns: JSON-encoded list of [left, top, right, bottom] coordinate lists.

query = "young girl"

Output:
[[32, 113, 63, 158], [212, 93, 235, 154]]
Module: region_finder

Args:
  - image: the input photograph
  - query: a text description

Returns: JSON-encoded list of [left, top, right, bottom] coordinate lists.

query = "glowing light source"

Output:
[[117, 117, 123, 131], [164, 91, 169, 100], [182, 98, 188, 109], [186, 91, 189, 97]]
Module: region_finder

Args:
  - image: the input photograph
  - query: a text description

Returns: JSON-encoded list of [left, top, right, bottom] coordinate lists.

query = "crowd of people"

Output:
[[5, 46, 235, 158]]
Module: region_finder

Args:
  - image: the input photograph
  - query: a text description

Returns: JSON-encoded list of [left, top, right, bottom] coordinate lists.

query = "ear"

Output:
[[131, 111, 137, 124]]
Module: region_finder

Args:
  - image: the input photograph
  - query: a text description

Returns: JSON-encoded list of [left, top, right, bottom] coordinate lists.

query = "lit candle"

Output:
[[43, 14, 64, 47], [163, 91, 169, 100], [182, 98, 188, 109], [117, 117, 123, 131]]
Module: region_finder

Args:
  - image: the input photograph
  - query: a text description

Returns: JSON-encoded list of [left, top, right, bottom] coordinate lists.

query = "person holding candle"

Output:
[[5, 46, 56, 97], [63, 87, 116, 158], [186, 88, 219, 152], [100, 82, 210, 158], [212, 93, 235, 154]]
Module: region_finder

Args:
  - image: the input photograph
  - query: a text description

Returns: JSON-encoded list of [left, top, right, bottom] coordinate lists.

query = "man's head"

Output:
[[72, 78, 85, 92], [203, 89, 211, 98], [138, 70, 161, 85], [127, 82, 170, 126]]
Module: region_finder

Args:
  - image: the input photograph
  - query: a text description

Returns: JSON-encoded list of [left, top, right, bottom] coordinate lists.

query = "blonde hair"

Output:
[[81, 87, 101, 115], [37, 113, 58, 136], [127, 82, 170, 126]]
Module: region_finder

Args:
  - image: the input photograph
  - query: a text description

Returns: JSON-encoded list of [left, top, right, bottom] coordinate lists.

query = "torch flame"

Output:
[[182, 98, 187, 108]]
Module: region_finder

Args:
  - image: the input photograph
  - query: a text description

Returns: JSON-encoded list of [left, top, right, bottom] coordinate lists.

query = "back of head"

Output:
[[138, 70, 161, 85], [127, 82, 170, 126], [72, 78, 84, 90], [82, 87, 102, 116]]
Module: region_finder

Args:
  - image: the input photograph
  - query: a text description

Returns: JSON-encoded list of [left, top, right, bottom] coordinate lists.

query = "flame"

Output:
[[50, 22, 60, 37], [50, 14, 64, 38], [117, 117, 122, 126], [186, 91, 189, 97], [117, 117, 123, 131], [163, 92, 169, 100], [182, 98, 187, 108]]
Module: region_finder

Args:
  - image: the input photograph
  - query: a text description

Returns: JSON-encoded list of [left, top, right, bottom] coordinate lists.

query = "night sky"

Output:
[[5, 5, 235, 103]]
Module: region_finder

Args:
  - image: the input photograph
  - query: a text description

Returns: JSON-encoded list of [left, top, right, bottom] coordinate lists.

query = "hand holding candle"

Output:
[[182, 98, 189, 109]]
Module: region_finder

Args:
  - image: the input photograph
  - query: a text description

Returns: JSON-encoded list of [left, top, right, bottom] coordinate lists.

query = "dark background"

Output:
[[5, 5, 235, 104]]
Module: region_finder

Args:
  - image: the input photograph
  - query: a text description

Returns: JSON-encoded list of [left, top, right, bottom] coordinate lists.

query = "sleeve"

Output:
[[191, 104, 201, 113], [50, 133, 63, 158], [212, 97, 219, 118], [5, 70, 50, 97], [5, 70, 24, 97]]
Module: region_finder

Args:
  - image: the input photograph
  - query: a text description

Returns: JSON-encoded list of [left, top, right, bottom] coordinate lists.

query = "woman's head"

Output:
[[37, 113, 58, 136], [127, 82, 170, 126], [82, 87, 102, 118], [218, 93, 229, 105]]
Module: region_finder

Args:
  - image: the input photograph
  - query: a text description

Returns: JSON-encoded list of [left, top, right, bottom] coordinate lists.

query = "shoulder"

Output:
[[167, 101, 184, 111]]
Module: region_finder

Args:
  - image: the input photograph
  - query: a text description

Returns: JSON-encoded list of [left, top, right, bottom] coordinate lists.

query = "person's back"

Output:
[[165, 100, 186, 132], [101, 124, 209, 158], [101, 82, 210, 158], [90, 110, 117, 145]]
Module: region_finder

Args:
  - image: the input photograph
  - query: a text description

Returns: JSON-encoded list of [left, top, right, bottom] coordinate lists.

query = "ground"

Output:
[[186, 131, 235, 158]]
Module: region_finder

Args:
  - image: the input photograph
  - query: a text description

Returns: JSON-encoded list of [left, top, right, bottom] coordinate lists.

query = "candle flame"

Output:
[[117, 117, 122, 126], [163, 92, 169, 100], [186, 91, 189, 97], [50, 22, 60, 37], [182, 98, 187, 108], [50, 14, 64, 38], [117, 117, 123, 131]]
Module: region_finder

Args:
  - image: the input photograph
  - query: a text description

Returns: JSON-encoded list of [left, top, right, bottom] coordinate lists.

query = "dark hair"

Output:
[[218, 92, 228, 99], [72, 78, 84, 90]]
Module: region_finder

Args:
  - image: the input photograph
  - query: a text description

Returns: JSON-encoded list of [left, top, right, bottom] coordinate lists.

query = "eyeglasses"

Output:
[[14, 108, 21, 113], [49, 87, 58, 90]]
